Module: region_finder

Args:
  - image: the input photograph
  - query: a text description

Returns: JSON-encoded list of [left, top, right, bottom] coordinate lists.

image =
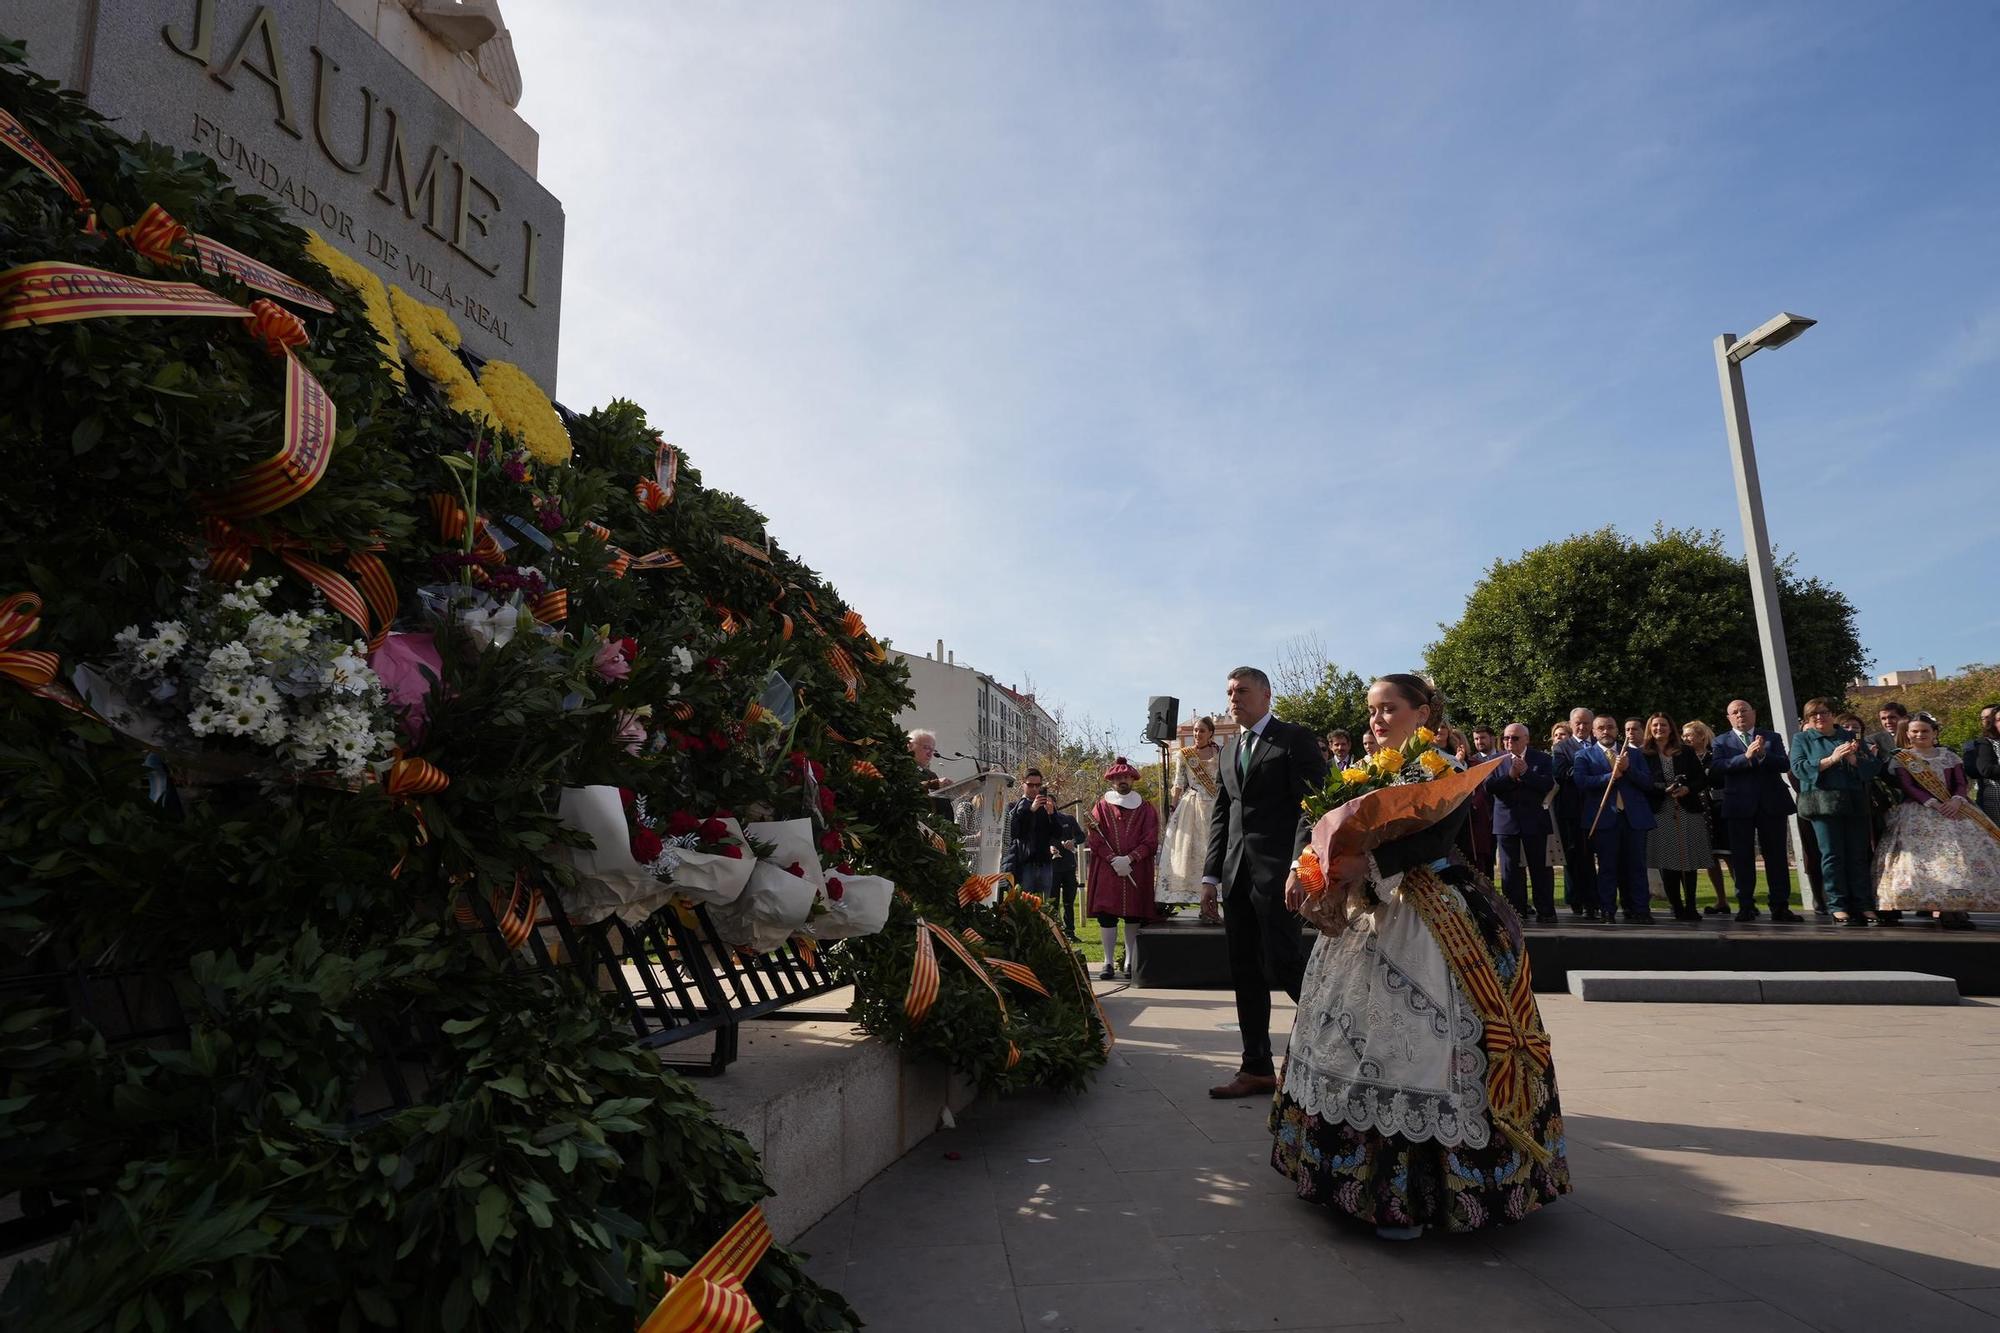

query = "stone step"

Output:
[[1565, 969, 1960, 1004]]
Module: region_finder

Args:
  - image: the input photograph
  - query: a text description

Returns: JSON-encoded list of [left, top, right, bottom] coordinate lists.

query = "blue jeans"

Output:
[[1017, 861, 1057, 897]]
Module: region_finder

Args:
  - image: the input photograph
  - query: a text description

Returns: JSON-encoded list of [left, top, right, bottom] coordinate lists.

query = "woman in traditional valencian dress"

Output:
[[1157, 717, 1222, 911], [1875, 713, 2000, 931], [1271, 674, 1569, 1239]]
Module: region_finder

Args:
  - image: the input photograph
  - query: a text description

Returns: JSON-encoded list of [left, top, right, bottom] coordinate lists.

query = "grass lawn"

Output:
[[1056, 870, 1820, 965]]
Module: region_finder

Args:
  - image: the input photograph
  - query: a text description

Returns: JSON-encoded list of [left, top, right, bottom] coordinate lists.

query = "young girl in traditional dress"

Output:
[[1270, 675, 1570, 1239], [1157, 717, 1220, 909], [1875, 713, 2000, 930]]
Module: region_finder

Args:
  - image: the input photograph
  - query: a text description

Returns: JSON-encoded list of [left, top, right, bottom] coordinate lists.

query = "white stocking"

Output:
[[1099, 924, 1118, 962]]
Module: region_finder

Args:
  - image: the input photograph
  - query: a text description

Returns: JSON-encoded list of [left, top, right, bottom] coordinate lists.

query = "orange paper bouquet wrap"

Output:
[[1301, 755, 1505, 934]]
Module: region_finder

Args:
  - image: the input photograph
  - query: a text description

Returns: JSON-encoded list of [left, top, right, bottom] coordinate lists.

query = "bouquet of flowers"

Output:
[[1297, 727, 1497, 934], [85, 575, 396, 782], [1302, 726, 1456, 824]]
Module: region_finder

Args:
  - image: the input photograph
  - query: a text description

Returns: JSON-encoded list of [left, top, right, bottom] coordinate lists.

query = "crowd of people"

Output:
[[927, 694, 2000, 978], [1302, 698, 2000, 930]]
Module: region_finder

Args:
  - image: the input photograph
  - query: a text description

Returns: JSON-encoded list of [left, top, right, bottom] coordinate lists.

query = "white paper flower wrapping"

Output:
[[667, 816, 755, 908], [806, 873, 894, 941], [708, 818, 822, 951], [553, 786, 675, 926]]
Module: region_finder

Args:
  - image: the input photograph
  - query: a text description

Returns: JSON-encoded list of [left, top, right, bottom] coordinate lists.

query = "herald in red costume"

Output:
[[1086, 756, 1160, 920]]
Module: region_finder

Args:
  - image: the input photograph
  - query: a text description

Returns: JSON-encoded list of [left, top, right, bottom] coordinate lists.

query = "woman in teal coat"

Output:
[[1790, 697, 1885, 926]]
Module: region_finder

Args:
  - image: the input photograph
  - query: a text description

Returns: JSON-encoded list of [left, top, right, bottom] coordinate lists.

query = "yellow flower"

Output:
[[480, 359, 572, 465], [303, 230, 403, 386], [1371, 746, 1405, 774], [1340, 766, 1372, 785], [1418, 750, 1452, 776], [389, 285, 498, 428], [1415, 726, 1437, 745]]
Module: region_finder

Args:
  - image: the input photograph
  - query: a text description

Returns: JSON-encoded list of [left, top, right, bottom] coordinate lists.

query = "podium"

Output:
[[933, 770, 1015, 894]]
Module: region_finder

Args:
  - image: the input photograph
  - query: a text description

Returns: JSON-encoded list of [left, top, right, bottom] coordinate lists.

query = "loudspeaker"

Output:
[[1144, 696, 1180, 744]]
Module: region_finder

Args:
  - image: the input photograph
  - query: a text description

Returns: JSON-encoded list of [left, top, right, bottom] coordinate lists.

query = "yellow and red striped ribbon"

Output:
[[0, 106, 97, 229], [629, 548, 684, 572], [529, 588, 568, 625], [204, 518, 397, 650], [639, 1205, 773, 1333], [720, 534, 770, 563], [429, 494, 506, 567], [957, 872, 1004, 907], [581, 521, 632, 578], [634, 437, 679, 512], [382, 752, 448, 877], [455, 872, 541, 951], [986, 957, 1051, 997], [825, 642, 861, 701], [0, 592, 61, 691], [903, 918, 1021, 1069], [1035, 911, 1117, 1053], [1402, 866, 1550, 1161], [0, 261, 337, 519], [188, 229, 334, 312]]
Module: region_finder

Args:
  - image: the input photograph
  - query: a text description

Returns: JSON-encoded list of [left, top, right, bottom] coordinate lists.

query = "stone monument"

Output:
[[0, 0, 565, 389]]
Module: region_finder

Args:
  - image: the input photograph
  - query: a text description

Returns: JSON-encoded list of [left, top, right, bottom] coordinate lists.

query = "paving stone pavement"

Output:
[[796, 987, 2000, 1332]]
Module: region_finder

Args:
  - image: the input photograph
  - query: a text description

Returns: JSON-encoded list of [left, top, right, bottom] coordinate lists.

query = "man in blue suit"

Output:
[[1573, 714, 1662, 923], [1485, 722, 1557, 923], [1709, 698, 1800, 922]]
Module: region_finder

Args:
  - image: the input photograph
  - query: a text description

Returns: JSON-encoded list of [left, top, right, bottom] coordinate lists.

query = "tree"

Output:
[[1424, 527, 1869, 735], [1274, 661, 1372, 741]]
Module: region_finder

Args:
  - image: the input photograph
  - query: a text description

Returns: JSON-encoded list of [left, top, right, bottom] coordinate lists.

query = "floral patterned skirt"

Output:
[[1269, 874, 1571, 1232]]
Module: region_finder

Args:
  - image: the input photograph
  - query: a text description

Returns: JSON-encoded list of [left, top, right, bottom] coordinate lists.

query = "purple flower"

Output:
[[502, 455, 529, 483], [535, 503, 564, 533]]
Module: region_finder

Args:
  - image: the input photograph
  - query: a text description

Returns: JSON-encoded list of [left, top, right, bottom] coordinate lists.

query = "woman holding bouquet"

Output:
[[1270, 674, 1570, 1239]]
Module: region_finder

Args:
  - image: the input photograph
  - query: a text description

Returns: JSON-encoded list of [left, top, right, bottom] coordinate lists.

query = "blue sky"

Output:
[[511, 3, 2000, 748]]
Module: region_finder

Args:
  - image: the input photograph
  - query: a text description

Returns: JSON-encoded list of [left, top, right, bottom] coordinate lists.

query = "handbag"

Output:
[[1797, 786, 1861, 819]]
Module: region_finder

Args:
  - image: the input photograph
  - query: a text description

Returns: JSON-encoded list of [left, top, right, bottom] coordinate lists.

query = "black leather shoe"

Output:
[[1735, 909, 1759, 922], [1771, 911, 1805, 923], [1537, 913, 1558, 925], [1584, 910, 1601, 922]]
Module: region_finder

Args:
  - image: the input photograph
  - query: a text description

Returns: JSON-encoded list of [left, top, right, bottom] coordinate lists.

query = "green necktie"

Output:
[[1238, 731, 1255, 777]]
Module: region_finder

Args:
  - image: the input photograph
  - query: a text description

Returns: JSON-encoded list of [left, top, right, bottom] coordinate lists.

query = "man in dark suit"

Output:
[[1049, 794, 1085, 941], [1000, 769, 1056, 897], [1486, 722, 1557, 922], [1709, 699, 1801, 922], [1201, 666, 1328, 1099], [1551, 707, 1597, 917], [1573, 715, 1662, 923]]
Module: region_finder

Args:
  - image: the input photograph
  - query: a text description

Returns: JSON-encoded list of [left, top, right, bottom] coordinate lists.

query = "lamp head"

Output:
[[1727, 312, 1816, 363]]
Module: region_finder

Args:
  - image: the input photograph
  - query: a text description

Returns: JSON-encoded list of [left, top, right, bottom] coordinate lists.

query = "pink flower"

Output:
[[368, 632, 443, 741], [593, 639, 632, 683]]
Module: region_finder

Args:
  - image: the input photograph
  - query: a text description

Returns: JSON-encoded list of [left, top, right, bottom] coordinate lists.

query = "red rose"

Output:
[[817, 787, 837, 815], [619, 636, 638, 661], [666, 810, 700, 836], [818, 828, 842, 854], [618, 786, 636, 808], [714, 808, 735, 820], [837, 863, 854, 875], [808, 760, 825, 783], [785, 861, 805, 878], [630, 828, 664, 862], [708, 730, 730, 751], [826, 877, 845, 902], [720, 845, 743, 859], [698, 817, 728, 842], [703, 656, 725, 676]]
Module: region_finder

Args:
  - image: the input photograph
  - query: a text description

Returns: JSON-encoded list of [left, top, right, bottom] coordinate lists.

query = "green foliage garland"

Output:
[[0, 39, 1103, 1331]]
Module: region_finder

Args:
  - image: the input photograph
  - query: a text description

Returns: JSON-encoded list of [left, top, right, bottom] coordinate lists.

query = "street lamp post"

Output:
[[1713, 312, 1816, 897]]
